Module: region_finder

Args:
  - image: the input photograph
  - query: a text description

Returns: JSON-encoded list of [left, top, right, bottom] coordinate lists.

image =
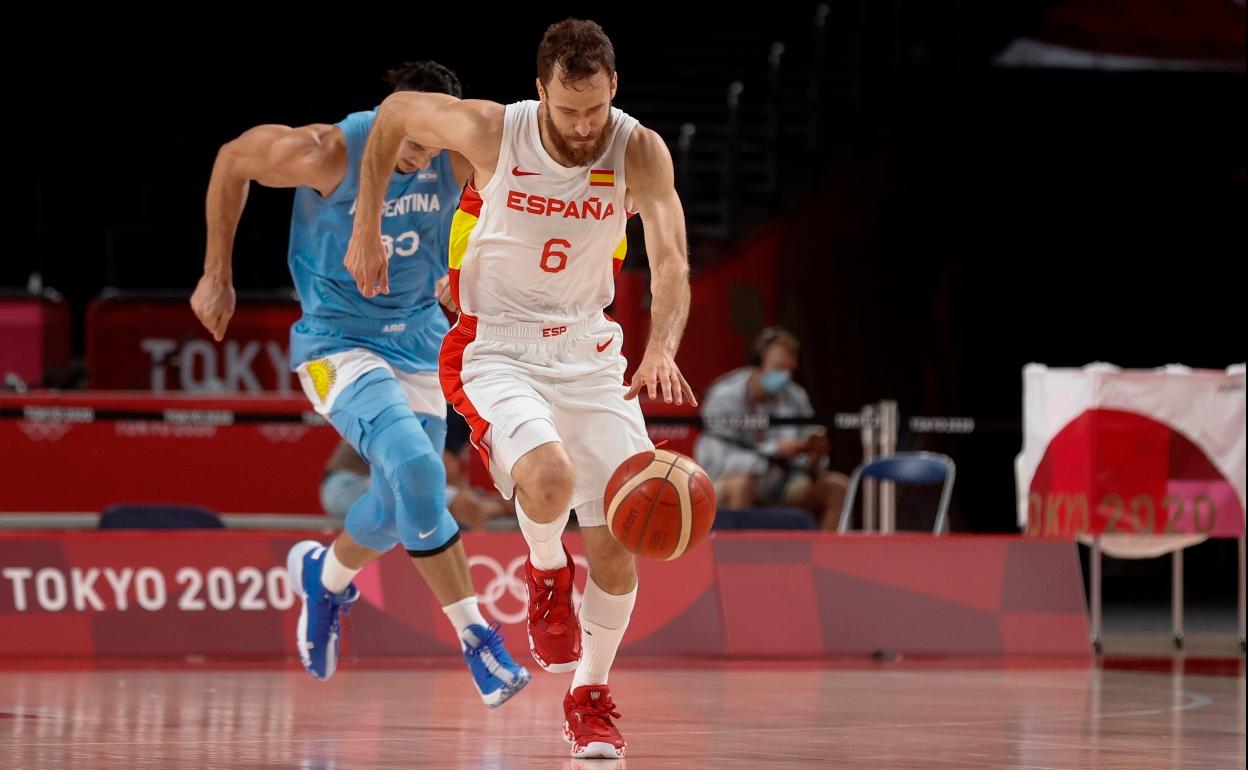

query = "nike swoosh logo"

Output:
[[418, 527, 439, 539], [596, 337, 613, 352], [511, 165, 540, 176]]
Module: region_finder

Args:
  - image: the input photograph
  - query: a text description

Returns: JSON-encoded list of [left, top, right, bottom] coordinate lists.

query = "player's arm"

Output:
[[448, 151, 474, 190], [193, 124, 346, 340], [623, 126, 697, 407], [345, 93, 502, 298]]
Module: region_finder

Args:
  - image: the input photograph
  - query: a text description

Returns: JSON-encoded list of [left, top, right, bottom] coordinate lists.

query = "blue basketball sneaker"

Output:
[[286, 540, 360, 681], [461, 622, 531, 708]]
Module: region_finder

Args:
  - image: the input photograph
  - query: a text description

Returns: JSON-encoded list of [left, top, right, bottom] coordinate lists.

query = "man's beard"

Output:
[[543, 107, 615, 167]]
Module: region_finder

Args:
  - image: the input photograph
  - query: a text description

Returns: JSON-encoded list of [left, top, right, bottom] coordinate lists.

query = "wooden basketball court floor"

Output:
[[1, 657, 1242, 769]]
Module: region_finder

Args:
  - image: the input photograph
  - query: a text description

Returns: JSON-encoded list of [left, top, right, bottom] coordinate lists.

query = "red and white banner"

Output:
[[86, 296, 300, 392], [0, 392, 337, 515], [0, 531, 1089, 659], [0, 392, 707, 515], [1016, 363, 1246, 540]]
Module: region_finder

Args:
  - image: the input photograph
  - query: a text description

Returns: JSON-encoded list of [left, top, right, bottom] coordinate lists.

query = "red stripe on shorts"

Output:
[[439, 315, 493, 474]]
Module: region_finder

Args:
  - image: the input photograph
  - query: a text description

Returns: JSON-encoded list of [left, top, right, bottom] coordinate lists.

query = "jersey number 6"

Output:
[[540, 238, 570, 273]]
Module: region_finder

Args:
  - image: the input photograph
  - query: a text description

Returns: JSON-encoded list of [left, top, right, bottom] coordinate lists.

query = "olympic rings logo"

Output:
[[17, 421, 72, 442], [468, 553, 589, 625]]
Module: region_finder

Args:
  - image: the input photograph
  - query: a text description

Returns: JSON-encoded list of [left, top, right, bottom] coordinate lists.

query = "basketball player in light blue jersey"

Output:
[[191, 61, 529, 707]]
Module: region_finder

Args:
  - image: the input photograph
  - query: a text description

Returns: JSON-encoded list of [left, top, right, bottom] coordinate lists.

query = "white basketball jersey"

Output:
[[448, 100, 638, 325]]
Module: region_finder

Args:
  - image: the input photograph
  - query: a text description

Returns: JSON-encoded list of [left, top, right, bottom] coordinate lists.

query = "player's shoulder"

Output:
[[624, 123, 672, 182], [625, 122, 664, 156], [457, 99, 507, 128], [261, 123, 344, 167], [290, 123, 347, 164], [300, 122, 345, 144], [333, 109, 377, 135]]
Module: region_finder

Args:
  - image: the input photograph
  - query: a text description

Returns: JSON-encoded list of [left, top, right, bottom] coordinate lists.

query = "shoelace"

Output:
[[575, 697, 623, 734], [303, 591, 354, 652], [465, 623, 520, 683], [465, 622, 507, 659], [530, 580, 572, 627], [320, 589, 356, 628]]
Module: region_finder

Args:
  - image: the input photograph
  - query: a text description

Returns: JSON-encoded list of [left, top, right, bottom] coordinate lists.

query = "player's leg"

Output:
[[396, 406, 531, 707], [361, 372, 528, 707], [291, 360, 528, 701], [512, 440, 577, 563], [288, 359, 401, 681], [443, 323, 586, 674], [552, 321, 653, 759], [492, 415, 583, 675], [559, 523, 634, 759]]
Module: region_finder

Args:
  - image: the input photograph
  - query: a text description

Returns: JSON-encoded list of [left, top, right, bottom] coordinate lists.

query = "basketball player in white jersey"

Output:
[[344, 18, 695, 759]]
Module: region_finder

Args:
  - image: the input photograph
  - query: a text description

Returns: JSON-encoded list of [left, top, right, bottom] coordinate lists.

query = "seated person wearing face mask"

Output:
[[693, 327, 848, 529]]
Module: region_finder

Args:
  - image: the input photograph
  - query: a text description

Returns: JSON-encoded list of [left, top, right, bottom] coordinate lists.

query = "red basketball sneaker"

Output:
[[563, 684, 627, 759], [524, 548, 581, 673]]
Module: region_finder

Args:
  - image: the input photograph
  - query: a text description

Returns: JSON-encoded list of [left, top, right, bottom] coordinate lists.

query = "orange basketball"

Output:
[[604, 449, 717, 560]]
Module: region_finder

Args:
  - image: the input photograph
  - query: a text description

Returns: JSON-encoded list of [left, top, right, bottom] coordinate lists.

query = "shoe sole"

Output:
[[481, 666, 532, 709], [528, 628, 581, 673], [563, 722, 626, 758]]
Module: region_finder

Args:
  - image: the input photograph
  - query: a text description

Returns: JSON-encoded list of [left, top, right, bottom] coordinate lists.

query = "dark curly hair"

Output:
[[384, 61, 462, 97], [537, 19, 616, 88]]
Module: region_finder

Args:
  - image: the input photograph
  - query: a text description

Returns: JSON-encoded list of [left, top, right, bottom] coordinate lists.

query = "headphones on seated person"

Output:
[[749, 326, 795, 367]]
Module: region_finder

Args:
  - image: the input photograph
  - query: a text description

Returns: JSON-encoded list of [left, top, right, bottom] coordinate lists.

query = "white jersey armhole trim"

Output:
[[480, 103, 521, 200], [611, 110, 639, 194]]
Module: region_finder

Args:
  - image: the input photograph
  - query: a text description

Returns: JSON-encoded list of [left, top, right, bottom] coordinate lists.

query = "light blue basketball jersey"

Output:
[[287, 109, 460, 372]]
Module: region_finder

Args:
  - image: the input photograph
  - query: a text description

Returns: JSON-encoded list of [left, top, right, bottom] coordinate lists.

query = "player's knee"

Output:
[[391, 451, 457, 550], [398, 504, 459, 554], [515, 444, 576, 513], [531, 470, 576, 516], [343, 492, 400, 552], [391, 451, 447, 509]]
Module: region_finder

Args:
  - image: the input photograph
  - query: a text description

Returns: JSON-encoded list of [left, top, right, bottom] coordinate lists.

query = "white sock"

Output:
[[321, 542, 361, 595], [516, 496, 569, 570], [442, 596, 489, 639], [571, 576, 636, 689]]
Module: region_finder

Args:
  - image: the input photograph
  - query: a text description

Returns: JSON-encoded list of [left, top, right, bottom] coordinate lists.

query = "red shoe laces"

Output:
[[577, 696, 623, 732], [530, 579, 572, 625]]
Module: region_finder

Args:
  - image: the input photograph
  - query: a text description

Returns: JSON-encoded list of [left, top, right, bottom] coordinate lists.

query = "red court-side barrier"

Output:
[[0, 532, 1089, 659]]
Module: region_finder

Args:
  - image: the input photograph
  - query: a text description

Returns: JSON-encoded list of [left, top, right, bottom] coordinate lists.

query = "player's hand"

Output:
[[344, 232, 390, 298], [190, 274, 236, 342], [625, 347, 697, 407], [434, 274, 458, 312]]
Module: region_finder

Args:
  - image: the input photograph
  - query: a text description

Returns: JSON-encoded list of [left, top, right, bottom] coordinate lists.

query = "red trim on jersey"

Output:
[[459, 177, 483, 217], [439, 316, 493, 474]]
